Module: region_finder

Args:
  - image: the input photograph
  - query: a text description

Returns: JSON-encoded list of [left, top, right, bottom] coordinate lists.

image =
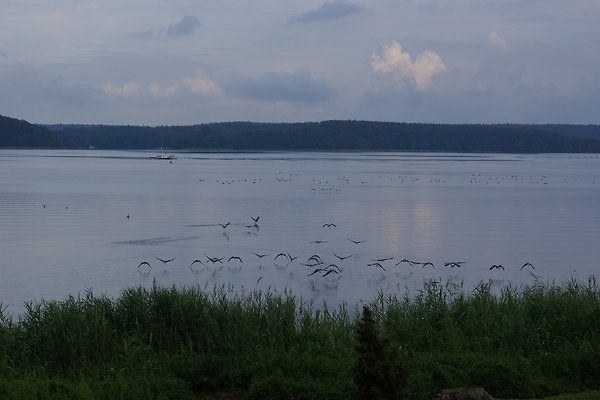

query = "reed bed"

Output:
[[0, 278, 598, 400]]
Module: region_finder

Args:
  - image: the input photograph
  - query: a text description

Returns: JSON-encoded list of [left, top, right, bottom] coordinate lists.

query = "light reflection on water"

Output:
[[0, 150, 599, 315]]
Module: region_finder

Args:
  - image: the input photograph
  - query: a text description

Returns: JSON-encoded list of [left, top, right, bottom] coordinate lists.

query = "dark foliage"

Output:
[[353, 305, 408, 400], [3, 114, 600, 152]]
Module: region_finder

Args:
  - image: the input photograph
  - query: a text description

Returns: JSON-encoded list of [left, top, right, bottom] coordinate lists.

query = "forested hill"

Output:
[[0, 115, 59, 148], [2, 114, 600, 153]]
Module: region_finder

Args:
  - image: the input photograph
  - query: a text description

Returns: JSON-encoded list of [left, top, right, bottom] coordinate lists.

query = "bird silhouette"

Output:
[[251, 216, 260, 223], [371, 257, 394, 262], [348, 239, 364, 244], [327, 264, 341, 272], [322, 223, 336, 228], [395, 259, 417, 267], [444, 261, 465, 268], [333, 253, 352, 261], [287, 253, 299, 262], [322, 269, 339, 277], [490, 264, 505, 270], [155, 256, 176, 264], [368, 262, 386, 271], [308, 268, 326, 277], [251, 251, 269, 258], [218, 222, 230, 229], [421, 262, 435, 268], [274, 253, 289, 261], [520, 262, 535, 270], [138, 261, 152, 269], [309, 240, 327, 244], [189, 259, 205, 271], [306, 255, 323, 265], [205, 254, 224, 263], [228, 256, 242, 263]]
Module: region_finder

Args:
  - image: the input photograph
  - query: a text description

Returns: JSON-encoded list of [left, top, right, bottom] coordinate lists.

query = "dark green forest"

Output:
[[2, 114, 600, 152]]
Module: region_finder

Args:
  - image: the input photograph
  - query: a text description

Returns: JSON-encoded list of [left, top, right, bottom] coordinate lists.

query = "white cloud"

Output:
[[371, 40, 446, 90], [183, 73, 222, 96], [148, 83, 177, 98], [102, 82, 139, 97], [488, 32, 511, 50]]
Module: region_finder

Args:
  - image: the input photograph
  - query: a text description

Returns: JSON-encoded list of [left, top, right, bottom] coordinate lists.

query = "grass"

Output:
[[0, 277, 598, 400]]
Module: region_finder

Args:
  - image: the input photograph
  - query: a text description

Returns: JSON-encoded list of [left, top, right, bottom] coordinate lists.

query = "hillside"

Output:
[[0, 115, 59, 148], [3, 114, 600, 152]]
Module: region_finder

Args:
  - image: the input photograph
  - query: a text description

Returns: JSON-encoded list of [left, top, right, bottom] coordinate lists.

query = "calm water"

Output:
[[1, 150, 599, 314]]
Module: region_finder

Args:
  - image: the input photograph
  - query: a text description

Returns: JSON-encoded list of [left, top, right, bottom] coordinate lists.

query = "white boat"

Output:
[[150, 154, 177, 160]]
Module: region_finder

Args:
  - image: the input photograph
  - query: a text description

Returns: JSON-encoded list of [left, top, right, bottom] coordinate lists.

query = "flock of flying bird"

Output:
[[136, 215, 537, 284]]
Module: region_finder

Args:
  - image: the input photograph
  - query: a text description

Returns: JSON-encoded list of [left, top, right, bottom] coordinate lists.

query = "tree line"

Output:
[[2, 114, 600, 153]]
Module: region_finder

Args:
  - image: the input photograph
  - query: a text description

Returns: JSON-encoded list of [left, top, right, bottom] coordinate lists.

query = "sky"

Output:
[[1, 0, 599, 125]]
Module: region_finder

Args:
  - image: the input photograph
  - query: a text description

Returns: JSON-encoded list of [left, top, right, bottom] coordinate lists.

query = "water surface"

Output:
[[1, 150, 599, 314]]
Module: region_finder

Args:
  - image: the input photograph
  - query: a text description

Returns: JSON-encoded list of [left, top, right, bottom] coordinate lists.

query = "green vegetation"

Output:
[[3, 114, 600, 152], [0, 278, 599, 400], [353, 305, 408, 400]]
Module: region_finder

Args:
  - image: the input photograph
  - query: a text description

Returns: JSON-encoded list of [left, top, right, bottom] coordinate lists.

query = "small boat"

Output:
[[150, 154, 177, 160]]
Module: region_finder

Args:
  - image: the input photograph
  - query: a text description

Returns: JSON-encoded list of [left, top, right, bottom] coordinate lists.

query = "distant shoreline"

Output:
[[3, 114, 600, 153]]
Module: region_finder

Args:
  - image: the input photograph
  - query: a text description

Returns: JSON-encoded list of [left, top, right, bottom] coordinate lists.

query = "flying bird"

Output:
[[155, 256, 176, 264], [520, 262, 535, 270], [274, 253, 289, 261], [371, 257, 394, 262], [333, 253, 352, 261], [444, 261, 466, 268], [327, 264, 341, 272], [228, 256, 242, 263], [322, 269, 339, 277], [189, 259, 205, 271], [490, 264, 505, 270], [251, 216, 260, 223], [251, 251, 269, 259], [218, 222, 230, 229], [308, 254, 323, 262], [308, 268, 327, 277], [309, 240, 327, 244], [368, 262, 386, 271], [137, 261, 152, 269], [395, 259, 417, 267], [322, 223, 336, 228], [348, 239, 364, 244], [205, 254, 224, 263]]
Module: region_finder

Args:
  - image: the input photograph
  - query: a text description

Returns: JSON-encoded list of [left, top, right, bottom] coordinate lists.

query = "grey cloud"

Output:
[[358, 67, 600, 124], [291, 1, 363, 23], [225, 71, 335, 103], [166, 15, 201, 36], [136, 15, 200, 38]]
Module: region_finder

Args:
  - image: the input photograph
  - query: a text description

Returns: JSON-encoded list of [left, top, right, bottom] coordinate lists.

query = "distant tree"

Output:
[[353, 305, 408, 400]]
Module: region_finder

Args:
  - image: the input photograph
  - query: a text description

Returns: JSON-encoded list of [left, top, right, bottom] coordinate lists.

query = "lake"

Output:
[[1, 150, 599, 315]]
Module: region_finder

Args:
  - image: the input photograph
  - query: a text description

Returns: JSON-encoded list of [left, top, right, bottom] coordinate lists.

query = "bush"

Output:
[[353, 305, 408, 400]]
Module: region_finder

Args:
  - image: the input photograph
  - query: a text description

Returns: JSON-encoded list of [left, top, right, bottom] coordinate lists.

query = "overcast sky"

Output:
[[1, 0, 599, 125]]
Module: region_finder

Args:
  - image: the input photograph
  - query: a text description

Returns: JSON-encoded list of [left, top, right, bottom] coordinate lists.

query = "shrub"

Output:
[[353, 305, 408, 400]]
